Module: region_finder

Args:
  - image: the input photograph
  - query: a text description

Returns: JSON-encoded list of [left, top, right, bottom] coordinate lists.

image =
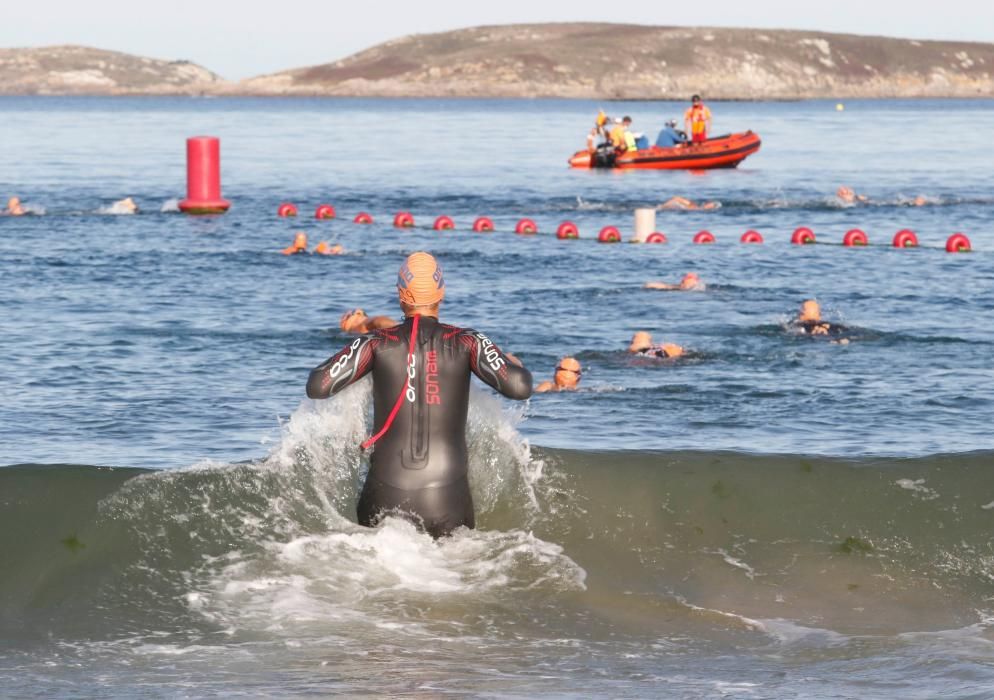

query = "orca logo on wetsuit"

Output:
[[329, 338, 363, 379], [405, 353, 417, 403], [475, 333, 505, 372]]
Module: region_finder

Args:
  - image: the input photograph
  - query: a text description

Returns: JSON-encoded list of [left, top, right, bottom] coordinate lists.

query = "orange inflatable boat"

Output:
[[569, 131, 761, 170]]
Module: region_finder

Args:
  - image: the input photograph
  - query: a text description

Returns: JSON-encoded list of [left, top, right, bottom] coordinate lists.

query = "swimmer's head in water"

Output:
[[680, 272, 700, 290], [799, 299, 821, 322], [292, 232, 307, 250], [554, 356, 581, 389], [629, 331, 653, 353], [837, 186, 855, 203], [397, 251, 445, 308], [8, 197, 20, 209], [340, 308, 368, 332]]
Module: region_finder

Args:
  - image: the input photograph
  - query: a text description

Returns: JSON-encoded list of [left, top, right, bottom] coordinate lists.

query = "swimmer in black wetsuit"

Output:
[[628, 331, 685, 359], [306, 251, 533, 538], [792, 299, 850, 343]]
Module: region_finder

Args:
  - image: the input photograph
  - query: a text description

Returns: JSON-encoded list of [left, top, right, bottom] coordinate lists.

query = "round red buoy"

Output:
[[946, 233, 972, 253], [892, 229, 919, 248], [433, 215, 455, 231], [472, 216, 495, 232], [598, 226, 621, 243], [394, 211, 415, 228], [693, 230, 715, 244], [178, 136, 231, 215], [740, 230, 764, 244], [277, 202, 298, 218], [791, 227, 815, 245], [556, 221, 579, 239], [515, 218, 538, 235], [314, 204, 336, 220], [645, 232, 667, 243], [843, 229, 869, 247], [353, 212, 373, 224]]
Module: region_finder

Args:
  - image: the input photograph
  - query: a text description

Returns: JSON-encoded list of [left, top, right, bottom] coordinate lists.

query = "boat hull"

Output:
[[569, 131, 761, 170]]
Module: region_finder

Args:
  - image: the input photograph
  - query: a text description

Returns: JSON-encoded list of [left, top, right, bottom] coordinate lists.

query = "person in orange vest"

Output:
[[684, 95, 713, 144]]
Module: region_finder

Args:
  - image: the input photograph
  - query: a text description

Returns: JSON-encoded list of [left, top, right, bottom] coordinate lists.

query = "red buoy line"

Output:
[[276, 203, 974, 253]]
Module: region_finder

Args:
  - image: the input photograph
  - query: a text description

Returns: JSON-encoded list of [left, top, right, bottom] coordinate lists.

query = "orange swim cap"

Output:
[[397, 251, 445, 306], [554, 356, 582, 388], [629, 331, 653, 353], [799, 299, 821, 322], [313, 241, 331, 255]]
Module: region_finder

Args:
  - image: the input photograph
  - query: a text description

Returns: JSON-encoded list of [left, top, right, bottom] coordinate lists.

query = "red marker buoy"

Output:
[[556, 221, 579, 239], [515, 218, 538, 235], [892, 229, 918, 248], [693, 230, 715, 244], [598, 226, 621, 243], [472, 216, 494, 232], [791, 227, 815, 245], [740, 230, 763, 244], [315, 204, 336, 220], [433, 215, 455, 231], [645, 232, 667, 243], [394, 212, 415, 228], [178, 136, 231, 215], [353, 212, 373, 224], [946, 233, 972, 253], [277, 203, 298, 218], [843, 229, 869, 247]]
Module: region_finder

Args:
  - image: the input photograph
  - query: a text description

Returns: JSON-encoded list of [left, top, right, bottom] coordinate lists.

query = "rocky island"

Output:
[[4, 25, 994, 99]]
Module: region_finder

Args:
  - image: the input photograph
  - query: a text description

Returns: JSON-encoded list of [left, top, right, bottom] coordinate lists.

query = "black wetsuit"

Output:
[[796, 320, 849, 337], [307, 316, 532, 537]]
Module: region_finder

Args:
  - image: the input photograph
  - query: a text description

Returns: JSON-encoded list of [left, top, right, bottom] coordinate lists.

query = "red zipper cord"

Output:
[[361, 314, 420, 451]]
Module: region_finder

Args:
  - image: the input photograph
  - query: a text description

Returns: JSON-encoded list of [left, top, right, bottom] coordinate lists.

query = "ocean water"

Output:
[[1, 96, 993, 698]]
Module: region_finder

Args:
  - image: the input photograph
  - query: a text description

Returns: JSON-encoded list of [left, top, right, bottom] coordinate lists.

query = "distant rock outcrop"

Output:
[[0, 45, 225, 95], [239, 23, 994, 99]]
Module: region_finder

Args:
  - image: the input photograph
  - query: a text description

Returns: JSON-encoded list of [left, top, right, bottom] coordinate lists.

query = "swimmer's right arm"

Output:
[[461, 330, 533, 400], [306, 334, 378, 399]]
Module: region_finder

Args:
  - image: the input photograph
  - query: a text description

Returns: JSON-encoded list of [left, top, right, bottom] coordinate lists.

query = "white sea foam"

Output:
[[160, 198, 181, 213]]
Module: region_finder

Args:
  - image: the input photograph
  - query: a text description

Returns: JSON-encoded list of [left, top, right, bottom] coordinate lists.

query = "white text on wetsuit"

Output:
[[406, 353, 417, 402], [476, 333, 505, 371], [329, 338, 363, 378]]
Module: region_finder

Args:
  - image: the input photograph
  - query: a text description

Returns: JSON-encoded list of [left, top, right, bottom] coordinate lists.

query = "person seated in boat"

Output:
[[628, 331, 684, 359], [644, 272, 705, 291], [791, 299, 849, 342], [339, 308, 396, 334], [4, 196, 26, 216], [312, 241, 344, 255], [658, 196, 720, 211], [836, 186, 868, 204], [281, 232, 308, 255], [655, 119, 688, 148], [684, 95, 712, 144], [609, 118, 626, 149], [535, 357, 582, 393]]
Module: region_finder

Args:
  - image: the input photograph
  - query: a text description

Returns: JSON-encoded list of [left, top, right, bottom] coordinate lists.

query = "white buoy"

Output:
[[633, 208, 656, 242]]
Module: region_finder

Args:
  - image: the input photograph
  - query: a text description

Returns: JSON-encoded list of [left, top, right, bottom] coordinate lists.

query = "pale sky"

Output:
[[4, 0, 994, 80]]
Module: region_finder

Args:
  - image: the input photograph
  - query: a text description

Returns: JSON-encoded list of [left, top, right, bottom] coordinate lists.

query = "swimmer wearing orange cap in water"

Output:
[[307, 251, 532, 538], [282, 232, 308, 255], [658, 196, 720, 211], [836, 186, 868, 204], [5, 197, 26, 216], [793, 299, 850, 342], [313, 241, 344, 255], [340, 308, 396, 334], [535, 357, 582, 393], [628, 331, 684, 359], [644, 272, 705, 291]]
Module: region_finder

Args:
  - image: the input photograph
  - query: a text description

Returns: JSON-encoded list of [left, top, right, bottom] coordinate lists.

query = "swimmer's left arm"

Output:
[[461, 330, 533, 400], [306, 334, 378, 399]]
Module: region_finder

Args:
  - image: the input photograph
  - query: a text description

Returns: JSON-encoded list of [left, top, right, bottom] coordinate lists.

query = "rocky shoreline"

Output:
[[4, 24, 994, 99]]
